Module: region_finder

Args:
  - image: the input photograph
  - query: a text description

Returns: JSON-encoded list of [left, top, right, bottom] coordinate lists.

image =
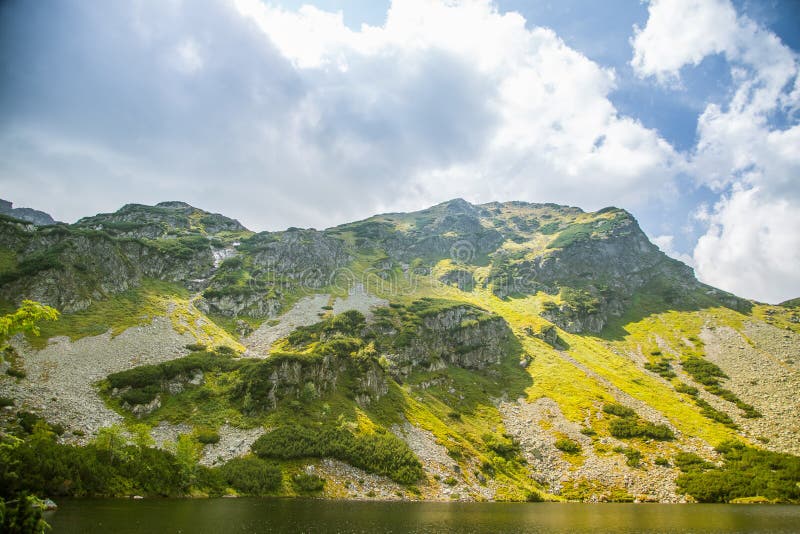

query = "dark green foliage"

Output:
[[609, 418, 674, 441], [482, 433, 521, 460], [5, 368, 25, 379], [559, 288, 601, 316], [251, 425, 423, 485], [0, 494, 49, 534], [682, 357, 727, 386], [292, 473, 325, 493], [538, 222, 561, 234], [613, 446, 642, 467], [694, 399, 738, 429], [603, 403, 674, 441], [0, 397, 14, 407], [602, 403, 635, 418], [654, 457, 670, 467], [196, 428, 220, 445], [644, 358, 677, 379], [525, 490, 544, 502], [106, 351, 244, 407], [120, 386, 159, 406], [554, 438, 581, 454], [674, 383, 699, 396], [673, 452, 711, 471], [217, 457, 281, 495], [16, 412, 43, 434], [0, 248, 66, 285], [0, 426, 217, 499], [676, 441, 800, 503]]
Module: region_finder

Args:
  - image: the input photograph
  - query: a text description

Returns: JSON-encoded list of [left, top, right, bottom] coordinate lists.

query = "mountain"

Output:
[[1, 199, 798, 503], [0, 199, 56, 226]]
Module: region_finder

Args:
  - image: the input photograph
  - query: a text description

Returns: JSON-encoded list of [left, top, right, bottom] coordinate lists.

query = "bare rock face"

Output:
[[0, 199, 56, 226], [386, 305, 513, 378]]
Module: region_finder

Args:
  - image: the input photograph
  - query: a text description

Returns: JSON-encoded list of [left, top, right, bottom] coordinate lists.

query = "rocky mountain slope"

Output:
[[0, 199, 56, 226], [1, 198, 798, 503]]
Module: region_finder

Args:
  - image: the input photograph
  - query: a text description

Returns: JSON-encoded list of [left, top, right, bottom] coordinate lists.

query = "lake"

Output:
[[45, 499, 800, 533]]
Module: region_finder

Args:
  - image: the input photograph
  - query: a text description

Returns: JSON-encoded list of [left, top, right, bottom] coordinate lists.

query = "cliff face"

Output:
[[388, 305, 513, 377], [0, 199, 56, 226]]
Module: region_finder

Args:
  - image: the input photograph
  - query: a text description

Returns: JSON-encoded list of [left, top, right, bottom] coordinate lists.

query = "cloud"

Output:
[[652, 234, 694, 267], [693, 187, 800, 303], [632, 0, 800, 302], [0, 0, 680, 232]]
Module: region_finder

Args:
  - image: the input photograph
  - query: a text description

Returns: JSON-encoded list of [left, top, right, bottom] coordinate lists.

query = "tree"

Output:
[[0, 300, 59, 355]]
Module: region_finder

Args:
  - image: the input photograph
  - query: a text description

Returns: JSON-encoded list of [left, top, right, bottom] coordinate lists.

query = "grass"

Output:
[[27, 279, 188, 348]]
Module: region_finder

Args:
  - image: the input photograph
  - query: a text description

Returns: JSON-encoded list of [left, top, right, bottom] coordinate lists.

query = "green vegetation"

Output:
[[292, 473, 325, 493], [676, 442, 800, 503], [602, 403, 674, 441], [681, 357, 761, 418], [105, 350, 245, 406], [251, 424, 423, 485], [613, 446, 643, 468], [27, 279, 187, 349], [554, 438, 581, 454], [218, 456, 281, 495]]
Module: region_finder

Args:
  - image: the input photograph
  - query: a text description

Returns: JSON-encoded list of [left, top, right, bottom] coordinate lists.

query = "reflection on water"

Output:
[[46, 499, 800, 534]]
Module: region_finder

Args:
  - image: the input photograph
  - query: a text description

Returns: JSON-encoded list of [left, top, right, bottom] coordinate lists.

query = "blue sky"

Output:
[[0, 0, 798, 302]]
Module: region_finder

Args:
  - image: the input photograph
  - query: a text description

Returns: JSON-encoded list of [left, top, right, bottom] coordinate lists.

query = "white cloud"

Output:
[[693, 187, 800, 303], [1, 0, 682, 232], [633, 0, 800, 302], [631, 0, 739, 83], [652, 234, 694, 267]]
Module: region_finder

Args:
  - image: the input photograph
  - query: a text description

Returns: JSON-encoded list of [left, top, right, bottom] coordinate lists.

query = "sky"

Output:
[[0, 0, 798, 304]]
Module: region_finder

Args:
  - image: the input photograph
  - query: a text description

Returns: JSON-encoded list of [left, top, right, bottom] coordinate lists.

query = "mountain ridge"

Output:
[[1, 197, 799, 503]]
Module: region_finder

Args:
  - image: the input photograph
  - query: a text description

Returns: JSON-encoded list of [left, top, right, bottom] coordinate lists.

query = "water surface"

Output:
[[46, 499, 800, 533]]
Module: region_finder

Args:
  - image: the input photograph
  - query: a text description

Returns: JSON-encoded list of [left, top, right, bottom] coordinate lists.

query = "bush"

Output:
[[292, 473, 325, 493], [613, 446, 642, 467], [602, 403, 635, 418], [5, 368, 26, 379], [682, 357, 727, 386], [609, 418, 674, 441], [252, 424, 423, 485], [554, 438, 581, 454], [483, 433, 520, 460], [196, 428, 220, 445], [217, 457, 281, 495], [676, 442, 800, 503], [654, 457, 670, 467], [120, 387, 159, 406], [0, 397, 14, 408]]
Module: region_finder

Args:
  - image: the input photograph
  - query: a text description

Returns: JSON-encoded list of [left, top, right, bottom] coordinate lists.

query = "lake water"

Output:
[[45, 499, 800, 533]]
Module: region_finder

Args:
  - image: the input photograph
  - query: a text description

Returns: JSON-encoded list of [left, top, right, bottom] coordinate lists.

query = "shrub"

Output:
[[554, 438, 581, 454], [0, 397, 14, 408], [292, 473, 325, 493], [120, 387, 159, 406], [682, 357, 727, 386], [674, 383, 699, 396], [252, 424, 423, 485], [654, 457, 670, 467], [613, 446, 642, 467], [5, 368, 26, 379], [602, 403, 635, 418], [217, 457, 281, 495], [483, 433, 520, 460], [609, 418, 674, 441], [676, 442, 800, 503], [196, 428, 220, 445]]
